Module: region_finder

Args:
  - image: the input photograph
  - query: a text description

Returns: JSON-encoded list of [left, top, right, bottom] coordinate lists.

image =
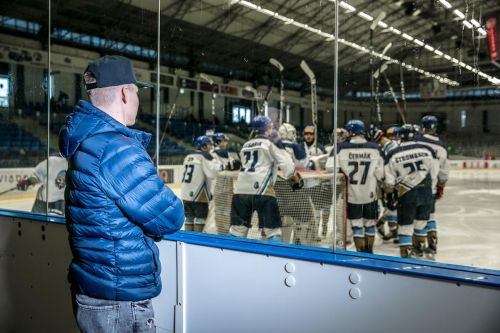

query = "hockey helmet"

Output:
[[413, 124, 422, 134], [278, 123, 297, 141], [399, 124, 416, 141], [193, 135, 212, 149], [386, 126, 401, 139], [421, 115, 438, 130], [336, 128, 348, 143], [252, 115, 273, 135], [345, 120, 365, 135], [212, 132, 228, 145]]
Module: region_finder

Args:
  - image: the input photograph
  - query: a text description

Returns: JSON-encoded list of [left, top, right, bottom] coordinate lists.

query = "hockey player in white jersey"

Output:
[[229, 116, 302, 242], [275, 123, 313, 244], [278, 123, 309, 169], [207, 132, 241, 235], [16, 154, 68, 215], [326, 120, 385, 253], [384, 124, 439, 258], [181, 136, 223, 232], [212, 132, 241, 171], [373, 126, 401, 242], [416, 115, 450, 257]]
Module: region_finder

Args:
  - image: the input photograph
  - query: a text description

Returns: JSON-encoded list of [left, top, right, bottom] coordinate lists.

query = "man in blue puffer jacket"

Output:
[[59, 55, 184, 333]]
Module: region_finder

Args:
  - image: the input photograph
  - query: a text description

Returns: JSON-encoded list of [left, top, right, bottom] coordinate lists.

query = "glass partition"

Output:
[[337, 0, 500, 270], [0, 1, 50, 213], [0, 0, 498, 271]]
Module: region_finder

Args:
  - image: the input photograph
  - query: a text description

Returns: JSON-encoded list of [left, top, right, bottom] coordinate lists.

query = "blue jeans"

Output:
[[74, 294, 155, 333]]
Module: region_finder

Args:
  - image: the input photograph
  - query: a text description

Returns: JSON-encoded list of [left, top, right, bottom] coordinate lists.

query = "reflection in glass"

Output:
[[0, 1, 50, 214]]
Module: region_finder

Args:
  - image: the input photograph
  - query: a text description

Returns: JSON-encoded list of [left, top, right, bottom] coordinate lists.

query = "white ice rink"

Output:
[[1, 169, 499, 270]]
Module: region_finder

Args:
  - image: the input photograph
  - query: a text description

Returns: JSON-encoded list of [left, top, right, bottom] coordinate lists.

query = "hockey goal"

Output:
[[205, 170, 348, 249]]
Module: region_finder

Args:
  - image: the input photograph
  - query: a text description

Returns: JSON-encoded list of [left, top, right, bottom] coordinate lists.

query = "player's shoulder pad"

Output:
[[417, 136, 448, 151], [214, 149, 229, 159], [265, 137, 285, 149], [316, 143, 326, 154], [385, 143, 436, 162], [194, 150, 214, 161], [288, 142, 307, 160]]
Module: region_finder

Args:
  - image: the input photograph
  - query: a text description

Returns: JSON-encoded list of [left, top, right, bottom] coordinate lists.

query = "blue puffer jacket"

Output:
[[60, 100, 184, 301]]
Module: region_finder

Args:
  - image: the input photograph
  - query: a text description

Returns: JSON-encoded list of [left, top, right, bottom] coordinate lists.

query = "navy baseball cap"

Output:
[[83, 55, 153, 90]]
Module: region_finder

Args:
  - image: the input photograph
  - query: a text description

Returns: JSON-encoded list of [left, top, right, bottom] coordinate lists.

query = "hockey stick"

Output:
[[300, 60, 317, 150], [399, 60, 407, 118], [200, 73, 216, 129], [153, 86, 182, 161], [0, 186, 17, 196], [244, 86, 262, 115], [262, 81, 273, 117], [372, 43, 393, 127], [382, 70, 406, 124], [369, 11, 386, 124], [269, 58, 285, 125]]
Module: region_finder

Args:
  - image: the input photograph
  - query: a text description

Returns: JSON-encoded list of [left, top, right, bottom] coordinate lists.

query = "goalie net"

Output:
[[205, 170, 348, 249]]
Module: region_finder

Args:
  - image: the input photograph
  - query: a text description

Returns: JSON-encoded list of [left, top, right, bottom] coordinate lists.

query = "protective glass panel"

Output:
[[337, 0, 499, 270], [0, 0, 50, 213], [157, 1, 344, 248]]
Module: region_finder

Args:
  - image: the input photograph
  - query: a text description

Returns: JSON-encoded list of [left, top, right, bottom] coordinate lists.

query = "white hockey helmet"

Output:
[[278, 123, 297, 141]]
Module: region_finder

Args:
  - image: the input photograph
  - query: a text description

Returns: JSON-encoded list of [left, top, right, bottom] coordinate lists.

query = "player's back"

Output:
[[416, 134, 449, 184], [385, 141, 437, 192], [336, 138, 384, 204], [235, 136, 293, 196], [181, 151, 220, 202]]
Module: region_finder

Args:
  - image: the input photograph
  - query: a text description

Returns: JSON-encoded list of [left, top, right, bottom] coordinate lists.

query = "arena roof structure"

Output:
[[2, 0, 500, 93]]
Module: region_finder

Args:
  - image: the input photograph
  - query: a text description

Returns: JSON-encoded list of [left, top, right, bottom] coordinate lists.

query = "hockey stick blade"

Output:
[[300, 60, 316, 83], [269, 58, 284, 71], [200, 73, 214, 85], [370, 11, 386, 31]]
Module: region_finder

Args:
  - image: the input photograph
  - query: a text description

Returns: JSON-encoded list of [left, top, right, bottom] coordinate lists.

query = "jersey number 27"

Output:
[[347, 161, 371, 185]]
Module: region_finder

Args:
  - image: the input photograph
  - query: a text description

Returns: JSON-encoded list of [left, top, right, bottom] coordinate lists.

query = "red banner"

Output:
[[486, 16, 498, 61]]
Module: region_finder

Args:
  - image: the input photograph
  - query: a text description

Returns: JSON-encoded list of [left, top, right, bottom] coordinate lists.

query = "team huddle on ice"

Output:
[[181, 114, 449, 259]]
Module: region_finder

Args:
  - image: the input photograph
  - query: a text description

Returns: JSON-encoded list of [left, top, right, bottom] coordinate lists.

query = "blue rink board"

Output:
[[1, 209, 499, 288]]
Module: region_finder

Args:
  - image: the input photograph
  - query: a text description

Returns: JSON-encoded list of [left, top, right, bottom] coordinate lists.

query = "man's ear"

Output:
[[121, 86, 128, 104]]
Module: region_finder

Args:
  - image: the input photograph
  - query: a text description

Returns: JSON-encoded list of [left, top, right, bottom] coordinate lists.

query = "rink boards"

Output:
[[0, 164, 499, 332], [0, 210, 499, 332]]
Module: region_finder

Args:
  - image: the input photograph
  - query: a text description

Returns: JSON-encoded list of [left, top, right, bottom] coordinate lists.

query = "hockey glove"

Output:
[[16, 178, 31, 191], [435, 184, 445, 200], [385, 191, 399, 211], [288, 173, 304, 191], [226, 159, 242, 171]]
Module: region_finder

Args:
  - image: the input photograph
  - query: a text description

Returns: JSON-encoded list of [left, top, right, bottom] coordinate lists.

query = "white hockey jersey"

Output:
[[303, 142, 327, 187], [212, 147, 240, 170], [181, 151, 223, 203], [384, 141, 439, 194], [416, 134, 449, 191], [282, 140, 309, 169], [34, 155, 68, 202], [234, 136, 295, 196], [326, 136, 385, 204]]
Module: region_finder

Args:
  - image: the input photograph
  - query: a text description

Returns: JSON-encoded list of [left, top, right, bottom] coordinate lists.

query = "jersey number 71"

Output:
[[241, 150, 258, 172]]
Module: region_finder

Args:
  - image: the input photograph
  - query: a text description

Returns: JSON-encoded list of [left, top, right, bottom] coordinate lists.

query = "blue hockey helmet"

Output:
[[399, 124, 416, 141], [212, 132, 228, 145], [193, 135, 212, 149], [345, 120, 365, 135], [421, 115, 438, 130], [386, 126, 401, 138], [252, 116, 273, 135]]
